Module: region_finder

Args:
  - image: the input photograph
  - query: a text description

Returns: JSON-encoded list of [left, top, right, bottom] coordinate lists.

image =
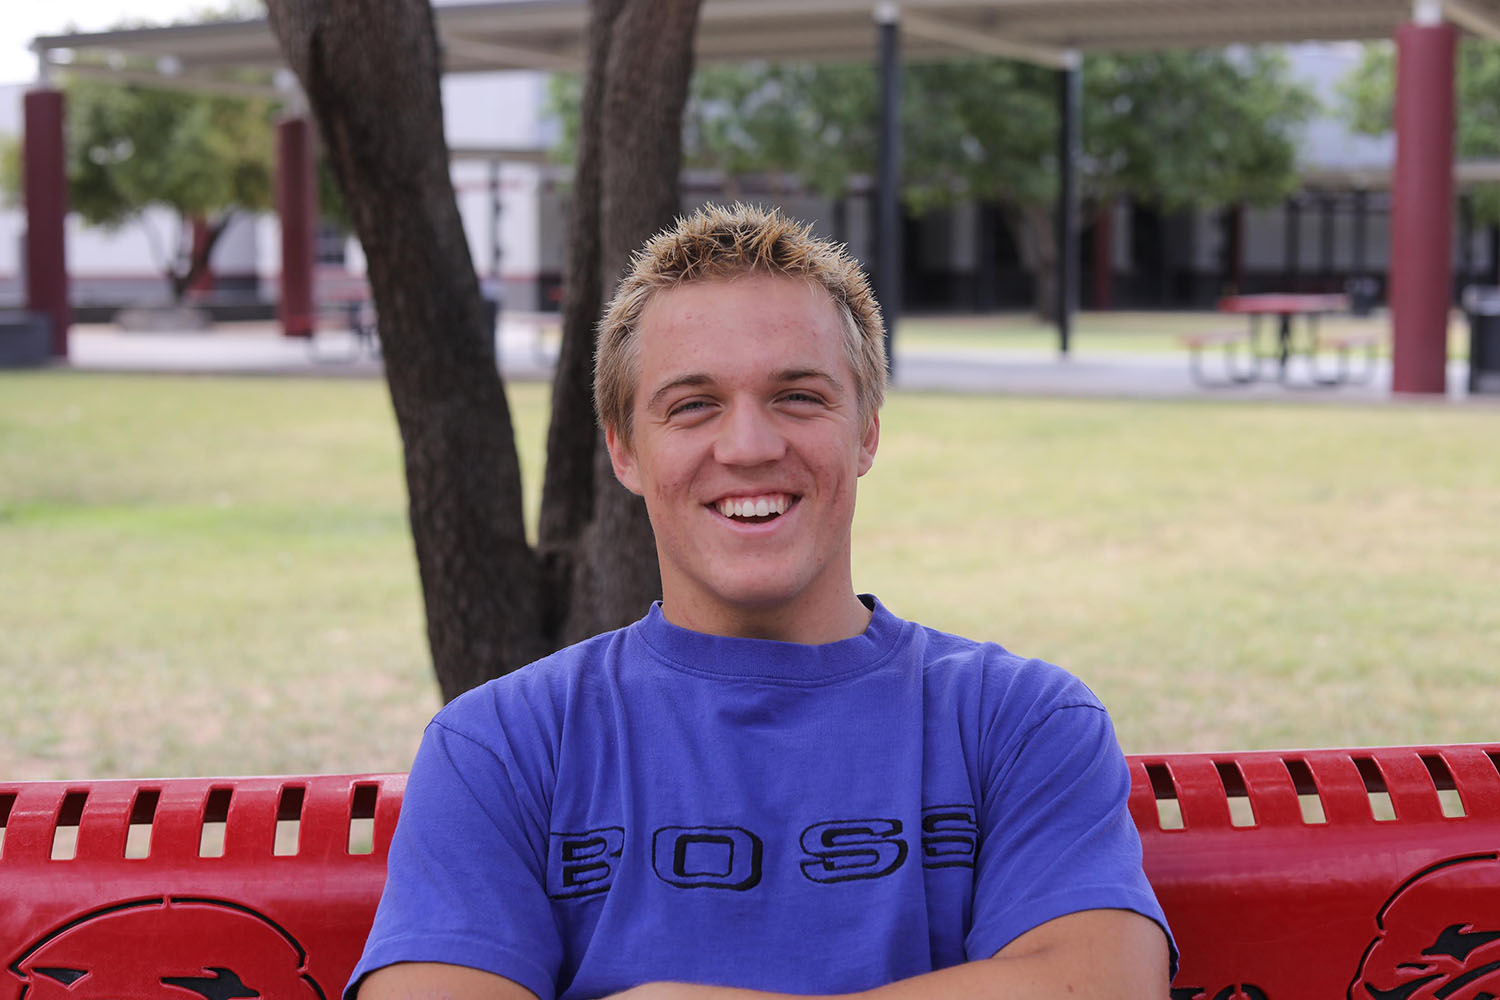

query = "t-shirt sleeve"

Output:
[[964, 698, 1177, 974], [345, 717, 562, 1000]]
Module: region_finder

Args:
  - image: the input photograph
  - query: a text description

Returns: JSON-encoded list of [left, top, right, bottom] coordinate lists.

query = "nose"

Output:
[[713, 402, 786, 467]]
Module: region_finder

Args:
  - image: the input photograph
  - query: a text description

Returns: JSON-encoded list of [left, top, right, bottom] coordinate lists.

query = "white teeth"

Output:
[[716, 494, 789, 519]]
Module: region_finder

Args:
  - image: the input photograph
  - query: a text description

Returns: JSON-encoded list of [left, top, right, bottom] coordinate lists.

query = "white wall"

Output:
[[442, 72, 548, 148], [0, 71, 558, 308], [1285, 42, 1395, 170]]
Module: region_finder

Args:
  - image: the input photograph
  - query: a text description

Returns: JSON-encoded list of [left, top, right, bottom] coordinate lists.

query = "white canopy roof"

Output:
[[30, 0, 1500, 98]]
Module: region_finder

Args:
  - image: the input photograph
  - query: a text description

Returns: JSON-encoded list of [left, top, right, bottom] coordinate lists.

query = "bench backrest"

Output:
[[3, 745, 1498, 1000], [1131, 744, 1500, 999]]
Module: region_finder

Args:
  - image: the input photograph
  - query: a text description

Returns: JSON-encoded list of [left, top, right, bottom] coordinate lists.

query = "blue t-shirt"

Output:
[[348, 598, 1173, 1000]]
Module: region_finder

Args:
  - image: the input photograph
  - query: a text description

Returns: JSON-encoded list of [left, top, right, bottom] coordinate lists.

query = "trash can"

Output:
[[1345, 276, 1379, 317], [0, 310, 52, 367], [1462, 286, 1500, 395]]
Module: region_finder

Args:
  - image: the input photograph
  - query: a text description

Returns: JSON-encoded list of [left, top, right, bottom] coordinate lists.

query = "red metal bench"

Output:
[[4, 745, 1498, 1000]]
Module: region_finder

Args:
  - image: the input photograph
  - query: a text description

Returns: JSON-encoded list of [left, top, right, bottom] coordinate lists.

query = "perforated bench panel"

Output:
[[0, 774, 404, 1000], [1133, 744, 1500, 1000], [3, 748, 1498, 1000]]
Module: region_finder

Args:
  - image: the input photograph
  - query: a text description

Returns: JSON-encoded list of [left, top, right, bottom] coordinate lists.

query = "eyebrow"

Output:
[[773, 368, 845, 392], [647, 373, 714, 412], [646, 368, 845, 412]]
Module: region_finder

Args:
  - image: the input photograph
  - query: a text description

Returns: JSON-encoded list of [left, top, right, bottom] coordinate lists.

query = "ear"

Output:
[[856, 412, 880, 476], [605, 423, 644, 496]]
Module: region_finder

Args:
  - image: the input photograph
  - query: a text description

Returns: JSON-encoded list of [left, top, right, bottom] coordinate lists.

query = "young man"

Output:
[[349, 204, 1174, 1000]]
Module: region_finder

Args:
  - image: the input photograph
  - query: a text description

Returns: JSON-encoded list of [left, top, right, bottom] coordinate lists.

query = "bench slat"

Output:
[[1302, 750, 1380, 825], [153, 782, 216, 860], [224, 782, 280, 859], [1234, 755, 1304, 827], [1169, 755, 1236, 830], [1441, 745, 1500, 816], [3, 783, 73, 859], [73, 782, 134, 862], [1374, 750, 1447, 823]]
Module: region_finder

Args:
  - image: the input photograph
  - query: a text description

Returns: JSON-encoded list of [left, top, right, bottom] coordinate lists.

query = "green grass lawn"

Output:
[[898, 309, 1471, 359], [2, 370, 1496, 779]]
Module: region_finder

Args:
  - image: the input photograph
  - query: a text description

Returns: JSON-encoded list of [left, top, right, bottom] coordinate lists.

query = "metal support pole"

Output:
[[1319, 194, 1336, 279], [1489, 223, 1500, 286], [1459, 192, 1475, 301], [489, 159, 503, 280], [1284, 196, 1301, 289], [978, 202, 1000, 312], [1055, 52, 1081, 356], [1390, 17, 1457, 394], [1352, 188, 1369, 279], [1088, 202, 1112, 308], [1219, 204, 1240, 295], [875, 2, 901, 377]]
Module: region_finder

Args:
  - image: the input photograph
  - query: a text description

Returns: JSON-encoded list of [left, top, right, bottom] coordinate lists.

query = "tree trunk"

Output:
[[266, 0, 701, 700], [538, 0, 618, 644], [543, 0, 703, 646], [576, 0, 702, 637], [267, 0, 545, 700], [170, 213, 231, 302], [1005, 202, 1058, 322]]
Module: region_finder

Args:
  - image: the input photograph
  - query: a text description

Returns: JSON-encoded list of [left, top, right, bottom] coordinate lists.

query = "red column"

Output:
[[1226, 202, 1245, 295], [276, 116, 317, 338], [1390, 21, 1457, 394], [23, 89, 70, 358], [1090, 202, 1113, 309], [188, 216, 215, 297]]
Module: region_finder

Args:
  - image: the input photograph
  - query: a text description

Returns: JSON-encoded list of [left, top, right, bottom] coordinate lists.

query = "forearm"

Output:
[[606, 910, 1170, 1000], [607, 960, 1137, 1000]]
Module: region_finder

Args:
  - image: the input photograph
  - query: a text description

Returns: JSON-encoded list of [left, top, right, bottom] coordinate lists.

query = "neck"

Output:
[[661, 591, 873, 644]]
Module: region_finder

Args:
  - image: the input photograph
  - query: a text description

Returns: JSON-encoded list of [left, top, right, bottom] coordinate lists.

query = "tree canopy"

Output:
[[684, 50, 1314, 214], [1339, 38, 1500, 221], [0, 76, 277, 302], [64, 78, 274, 231], [554, 49, 1316, 313], [62, 75, 278, 300]]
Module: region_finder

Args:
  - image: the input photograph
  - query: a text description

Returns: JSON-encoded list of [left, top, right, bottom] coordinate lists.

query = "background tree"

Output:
[[1340, 38, 1500, 220], [637, 51, 1317, 316], [266, 0, 702, 701], [0, 6, 280, 302], [0, 73, 277, 302], [61, 76, 277, 301]]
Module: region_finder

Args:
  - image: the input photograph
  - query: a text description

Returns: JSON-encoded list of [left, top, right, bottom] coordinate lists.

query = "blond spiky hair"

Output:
[[594, 202, 887, 446]]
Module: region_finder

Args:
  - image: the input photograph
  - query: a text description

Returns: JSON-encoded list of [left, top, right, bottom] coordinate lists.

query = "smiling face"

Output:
[[605, 273, 879, 643]]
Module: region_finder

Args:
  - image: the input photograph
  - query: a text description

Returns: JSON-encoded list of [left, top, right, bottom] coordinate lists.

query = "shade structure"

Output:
[[27, 0, 1500, 389], [31, 1, 1500, 87]]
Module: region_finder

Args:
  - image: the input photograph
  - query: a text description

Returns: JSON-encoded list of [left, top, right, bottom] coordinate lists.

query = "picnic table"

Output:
[[1182, 292, 1379, 388], [1216, 292, 1352, 381]]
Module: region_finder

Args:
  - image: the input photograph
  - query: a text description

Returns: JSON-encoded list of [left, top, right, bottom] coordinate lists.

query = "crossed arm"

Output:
[[357, 908, 1170, 1000]]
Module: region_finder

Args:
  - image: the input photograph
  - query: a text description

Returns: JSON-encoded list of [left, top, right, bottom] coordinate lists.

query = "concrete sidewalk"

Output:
[[49, 315, 1480, 403]]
